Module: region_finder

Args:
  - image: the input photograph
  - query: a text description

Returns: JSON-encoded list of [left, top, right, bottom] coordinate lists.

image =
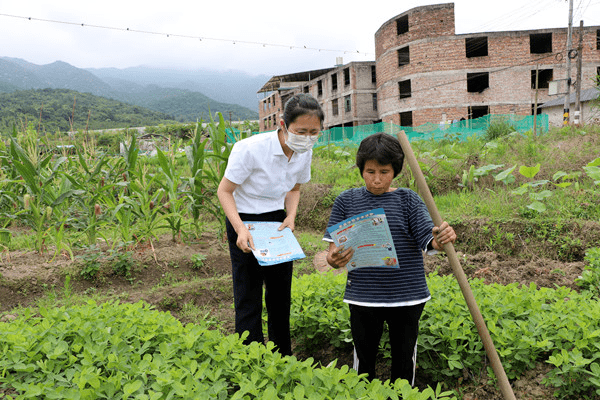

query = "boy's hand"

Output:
[[326, 244, 355, 269], [432, 221, 456, 250]]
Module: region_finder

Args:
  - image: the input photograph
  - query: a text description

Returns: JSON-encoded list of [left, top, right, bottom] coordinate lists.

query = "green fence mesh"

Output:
[[232, 113, 548, 146], [314, 113, 548, 147]]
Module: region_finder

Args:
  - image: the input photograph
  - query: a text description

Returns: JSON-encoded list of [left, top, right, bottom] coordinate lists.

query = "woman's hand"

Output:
[[236, 226, 255, 253], [432, 221, 457, 251], [326, 242, 355, 269], [278, 216, 295, 232]]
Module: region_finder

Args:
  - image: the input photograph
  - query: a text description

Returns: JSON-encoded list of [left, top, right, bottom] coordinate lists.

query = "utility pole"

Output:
[[575, 20, 584, 125], [563, 0, 574, 125]]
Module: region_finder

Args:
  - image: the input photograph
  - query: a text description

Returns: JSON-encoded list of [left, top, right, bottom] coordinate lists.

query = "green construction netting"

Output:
[[314, 114, 548, 147], [230, 113, 548, 146]]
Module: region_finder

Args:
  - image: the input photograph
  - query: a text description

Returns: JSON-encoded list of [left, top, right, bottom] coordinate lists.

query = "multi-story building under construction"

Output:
[[258, 3, 600, 131]]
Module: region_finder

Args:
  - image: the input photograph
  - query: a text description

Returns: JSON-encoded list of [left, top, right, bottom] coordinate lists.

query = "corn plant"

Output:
[[183, 113, 248, 236], [9, 138, 77, 253], [61, 152, 116, 245], [122, 165, 167, 243], [155, 145, 187, 241], [184, 122, 211, 235], [105, 193, 135, 245]]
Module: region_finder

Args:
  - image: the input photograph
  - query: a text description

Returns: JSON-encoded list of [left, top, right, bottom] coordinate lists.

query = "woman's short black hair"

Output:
[[356, 132, 404, 177], [282, 93, 324, 127]]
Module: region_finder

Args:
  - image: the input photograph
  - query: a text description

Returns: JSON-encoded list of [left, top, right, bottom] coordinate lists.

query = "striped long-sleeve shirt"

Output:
[[324, 186, 434, 306]]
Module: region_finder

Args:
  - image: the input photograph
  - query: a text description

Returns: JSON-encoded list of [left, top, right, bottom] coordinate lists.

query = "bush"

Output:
[[484, 120, 516, 141]]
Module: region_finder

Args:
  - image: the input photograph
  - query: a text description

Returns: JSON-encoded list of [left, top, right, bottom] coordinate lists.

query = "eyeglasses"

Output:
[[285, 124, 322, 136]]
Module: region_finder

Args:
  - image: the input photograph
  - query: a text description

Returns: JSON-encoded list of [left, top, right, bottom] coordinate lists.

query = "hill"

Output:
[[0, 57, 261, 122], [87, 65, 269, 112], [0, 88, 177, 133]]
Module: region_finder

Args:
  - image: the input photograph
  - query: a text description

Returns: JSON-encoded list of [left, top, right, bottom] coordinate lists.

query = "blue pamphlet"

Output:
[[243, 221, 306, 266], [326, 208, 399, 272]]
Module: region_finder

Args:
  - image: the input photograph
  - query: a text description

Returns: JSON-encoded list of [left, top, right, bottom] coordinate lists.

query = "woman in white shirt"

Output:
[[217, 94, 324, 356]]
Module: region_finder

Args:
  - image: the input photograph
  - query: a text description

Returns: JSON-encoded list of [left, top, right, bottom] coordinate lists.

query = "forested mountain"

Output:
[[88, 66, 269, 112], [0, 57, 261, 123], [0, 88, 177, 134]]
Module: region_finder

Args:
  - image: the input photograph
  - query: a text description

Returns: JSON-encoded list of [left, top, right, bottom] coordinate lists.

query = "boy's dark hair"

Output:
[[356, 132, 404, 177], [282, 94, 325, 127]]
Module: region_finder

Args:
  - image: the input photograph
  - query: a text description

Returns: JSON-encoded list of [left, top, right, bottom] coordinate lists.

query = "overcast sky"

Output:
[[2, 0, 600, 77]]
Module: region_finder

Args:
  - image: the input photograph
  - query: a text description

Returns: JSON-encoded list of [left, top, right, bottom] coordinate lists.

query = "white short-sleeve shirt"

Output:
[[224, 130, 312, 214]]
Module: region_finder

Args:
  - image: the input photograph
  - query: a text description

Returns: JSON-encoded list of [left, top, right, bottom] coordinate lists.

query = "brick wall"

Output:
[[259, 5, 600, 130], [375, 4, 600, 126]]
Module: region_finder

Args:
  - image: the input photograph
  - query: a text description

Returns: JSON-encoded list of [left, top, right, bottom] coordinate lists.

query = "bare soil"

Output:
[[0, 204, 597, 399]]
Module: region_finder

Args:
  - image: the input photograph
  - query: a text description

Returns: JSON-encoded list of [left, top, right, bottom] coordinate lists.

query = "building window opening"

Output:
[[372, 93, 378, 111], [303, 86, 309, 93], [317, 80, 323, 97], [398, 46, 410, 67], [597, 29, 600, 50], [469, 105, 489, 119], [399, 111, 413, 127], [531, 104, 542, 115], [399, 79, 412, 99], [531, 69, 553, 89], [344, 68, 350, 86], [596, 66, 600, 85], [371, 65, 377, 83], [344, 95, 351, 112], [467, 72, 489, 93], [466, 37, 488, 58], [331, 73, 338, 91], [396, 15, 409, 35], [530, 33, 552, 54], [332, 99, 339, 116]]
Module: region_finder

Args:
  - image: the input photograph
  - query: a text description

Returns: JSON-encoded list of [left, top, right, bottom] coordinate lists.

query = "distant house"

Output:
[[539, 88, 600, 126]]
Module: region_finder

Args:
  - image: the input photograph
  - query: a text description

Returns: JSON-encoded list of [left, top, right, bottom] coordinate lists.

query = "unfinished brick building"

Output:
[[258, 2, 600, 131]]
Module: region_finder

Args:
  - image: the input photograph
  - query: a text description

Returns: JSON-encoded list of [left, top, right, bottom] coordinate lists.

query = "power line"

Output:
[[0, 12, 374, 57]]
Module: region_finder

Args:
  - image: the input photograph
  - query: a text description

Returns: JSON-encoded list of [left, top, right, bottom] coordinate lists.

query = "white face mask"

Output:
[[285, 127, 319, 154]]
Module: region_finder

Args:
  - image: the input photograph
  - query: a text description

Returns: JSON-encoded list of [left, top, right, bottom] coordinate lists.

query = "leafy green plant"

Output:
[[584, 157, 600, 185], [493, 164, 517, 185], [484, 119, 516, 141], [107, 245, 135, 281], [190, 253, 207, 270], [0, 301, 455, 400], [290, 270, 600, 398], [576, 247, 600, 296], [460, 164, 503, 190], [76, 244, 102, 280], [509, 163, 552, 213]]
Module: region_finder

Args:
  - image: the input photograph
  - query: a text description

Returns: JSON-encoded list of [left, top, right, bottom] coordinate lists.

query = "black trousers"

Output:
[[226, 210, 293, 356], [349, 302, 425, 385]]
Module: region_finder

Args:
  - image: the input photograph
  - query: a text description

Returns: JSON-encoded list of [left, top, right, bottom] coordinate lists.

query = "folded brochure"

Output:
[[243, 221, 306, 266], [326, 208, 399, 272]]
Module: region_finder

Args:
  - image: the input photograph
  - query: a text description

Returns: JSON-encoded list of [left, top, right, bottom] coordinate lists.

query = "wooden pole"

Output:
[[533, 64, 539, 137], [575, 20, 584, 126], [396, 131, 516, 400]]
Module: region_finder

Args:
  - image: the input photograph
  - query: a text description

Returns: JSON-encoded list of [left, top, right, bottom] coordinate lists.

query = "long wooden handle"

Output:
[[396, 131, 516, 400]]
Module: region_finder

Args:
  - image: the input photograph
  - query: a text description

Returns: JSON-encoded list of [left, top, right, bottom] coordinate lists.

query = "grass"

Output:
[[312, 125, 600, 225]]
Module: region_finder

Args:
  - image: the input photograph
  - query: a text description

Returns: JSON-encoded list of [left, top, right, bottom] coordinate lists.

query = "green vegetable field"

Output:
[[1, 118, 600, 399]]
